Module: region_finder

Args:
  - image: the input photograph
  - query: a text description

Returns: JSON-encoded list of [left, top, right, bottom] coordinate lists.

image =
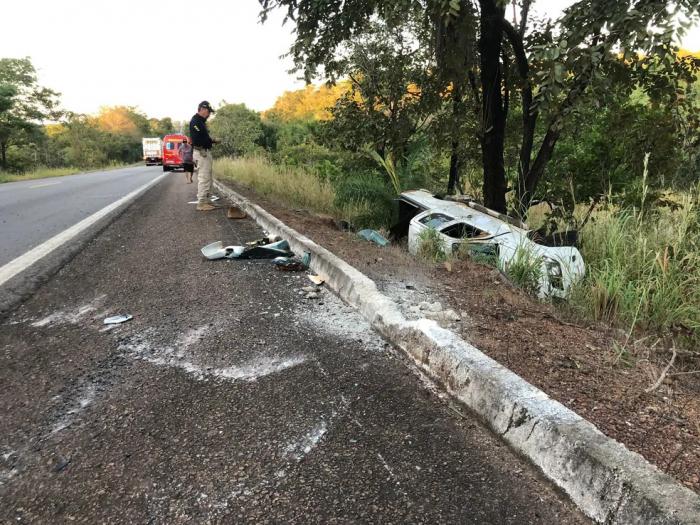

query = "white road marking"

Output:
[[29, 181, 62, 189], [0, 173, 167, 288]]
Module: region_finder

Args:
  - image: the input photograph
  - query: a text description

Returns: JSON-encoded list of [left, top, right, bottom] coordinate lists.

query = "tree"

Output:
[[208, 103, 264, 157], [0, 57, 61, 170], [508, 0, 700, 215], [259, 0, 700, 214], [96, 106, 149, 138], [265, 83, 350, 121], [148, 117, 175, 137], [326, 19, 433, 160]]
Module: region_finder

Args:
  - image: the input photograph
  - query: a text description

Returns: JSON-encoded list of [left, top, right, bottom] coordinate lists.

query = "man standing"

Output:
[[189, 101, 217, 211]]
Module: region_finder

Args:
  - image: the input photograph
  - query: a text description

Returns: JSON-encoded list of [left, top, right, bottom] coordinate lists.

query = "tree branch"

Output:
[[645, 345, 677, 393], [501, 18, 536, 212]]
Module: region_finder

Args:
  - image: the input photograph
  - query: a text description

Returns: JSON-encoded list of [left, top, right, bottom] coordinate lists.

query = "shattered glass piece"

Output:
[[264, 239, 290, 251], [358, 229, 390, 247]]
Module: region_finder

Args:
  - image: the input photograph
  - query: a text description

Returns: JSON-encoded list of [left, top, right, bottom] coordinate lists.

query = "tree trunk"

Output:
[[517, 68, 593, 216], [0, 142, 6, 170], [447, 82, 464, 194], [501, 19, 537, 218], [447, 139, 461, 193], [479, 0, 508, 213]]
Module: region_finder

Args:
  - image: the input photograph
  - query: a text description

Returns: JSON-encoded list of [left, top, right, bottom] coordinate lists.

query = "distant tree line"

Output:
[[0, 57, 177, 173]]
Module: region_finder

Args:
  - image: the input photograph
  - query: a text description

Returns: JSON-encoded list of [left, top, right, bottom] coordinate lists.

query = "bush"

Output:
[[502, 246, 543, 296], [570, 186, 700, 344], [333, 173, 395, 228], [416, 227, 447, 263]]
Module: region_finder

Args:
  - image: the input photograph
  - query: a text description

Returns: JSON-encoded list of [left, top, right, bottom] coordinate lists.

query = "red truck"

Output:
[[162, 133, 187, 172]]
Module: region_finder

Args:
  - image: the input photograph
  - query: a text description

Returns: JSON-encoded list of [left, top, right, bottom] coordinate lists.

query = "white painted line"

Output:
[[0, 173, 167, 288], [29, 181, 62, 189]]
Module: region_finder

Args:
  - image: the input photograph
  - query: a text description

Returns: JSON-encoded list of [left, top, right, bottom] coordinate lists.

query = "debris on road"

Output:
[[308, 275, 325, 286], [358, 229, 390, 247], [201, 239, 292, 260], [246, 235, 281, 247], [53, 456, 72, 473], [227, 206, 246, 219], [273, 252, 310, 271], [273, 256, 307, 272], [201, 241, 245, 260], [103, 314, 133, 325]]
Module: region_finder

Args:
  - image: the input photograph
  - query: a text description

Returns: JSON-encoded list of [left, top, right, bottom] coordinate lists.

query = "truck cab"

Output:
[[162, 134, 187, 172]]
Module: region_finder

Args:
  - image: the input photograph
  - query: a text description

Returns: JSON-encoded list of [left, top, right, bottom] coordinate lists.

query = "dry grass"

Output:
[[215, 157, 336, 214], [570, 186, 700, 345], [215, 156, 376, 226]]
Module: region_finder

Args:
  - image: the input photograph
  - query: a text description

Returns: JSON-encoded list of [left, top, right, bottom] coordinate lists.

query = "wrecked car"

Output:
[[394, 190, 585, 299]]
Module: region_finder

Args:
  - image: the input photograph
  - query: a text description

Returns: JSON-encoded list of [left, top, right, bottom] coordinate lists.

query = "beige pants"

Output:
[[194, 148, 213, 203]]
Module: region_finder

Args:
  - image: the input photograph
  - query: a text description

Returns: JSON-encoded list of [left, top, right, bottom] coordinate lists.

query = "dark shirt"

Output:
[[178, 142, 193, 163], [189, 113, 213, 149]]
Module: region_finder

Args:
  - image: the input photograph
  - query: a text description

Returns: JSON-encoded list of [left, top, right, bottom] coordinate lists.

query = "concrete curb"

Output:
[[215, 180, 700, 524]]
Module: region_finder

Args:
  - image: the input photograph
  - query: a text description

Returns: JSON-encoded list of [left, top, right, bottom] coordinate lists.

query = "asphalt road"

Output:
[[0, 174, 588, 523], [0, 165, 164, 267]]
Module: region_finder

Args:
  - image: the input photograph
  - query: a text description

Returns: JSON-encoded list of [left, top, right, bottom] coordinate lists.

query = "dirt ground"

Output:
[[221, 179, 700, 495]]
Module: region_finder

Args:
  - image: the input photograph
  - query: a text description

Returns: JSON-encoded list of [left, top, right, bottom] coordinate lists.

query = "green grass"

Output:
[[215, 156, 336, 214], [502, 245, 544, 296], [416, 227, 447, 263], [570, 185, 700, 344], [214, 156, 377, 227], [0, 163, 133, 183]]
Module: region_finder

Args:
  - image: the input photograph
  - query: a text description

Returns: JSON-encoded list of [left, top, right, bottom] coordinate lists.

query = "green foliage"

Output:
[[367, 138, 433, 195], [214, 156, 383, 228], [368, 149, 402, 194], [215, 156, 336, 214], [416, 227, 447, 263], [149, 117, 176, 136], [209, 103, 265, 158], [260, 0, 700, 212], [0, 57, 178, 176], [0, 57, 61, 169], [325, 18, 433, 162], [542, 91, 691, 210], [502, 246, 543, 297], [570, 188, 700, 343], [0, 164, 128, 184], [333, 172, 395, 228]]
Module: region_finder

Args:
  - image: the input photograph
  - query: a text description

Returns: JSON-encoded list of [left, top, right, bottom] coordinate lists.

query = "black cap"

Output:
[[198, 101, 215, 113]]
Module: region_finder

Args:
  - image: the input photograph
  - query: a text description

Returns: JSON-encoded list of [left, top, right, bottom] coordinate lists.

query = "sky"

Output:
[[1, 0, 698, 122]]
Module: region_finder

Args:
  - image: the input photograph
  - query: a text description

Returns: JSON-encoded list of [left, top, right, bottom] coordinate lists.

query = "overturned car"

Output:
[[393, 190, 585, 299]]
